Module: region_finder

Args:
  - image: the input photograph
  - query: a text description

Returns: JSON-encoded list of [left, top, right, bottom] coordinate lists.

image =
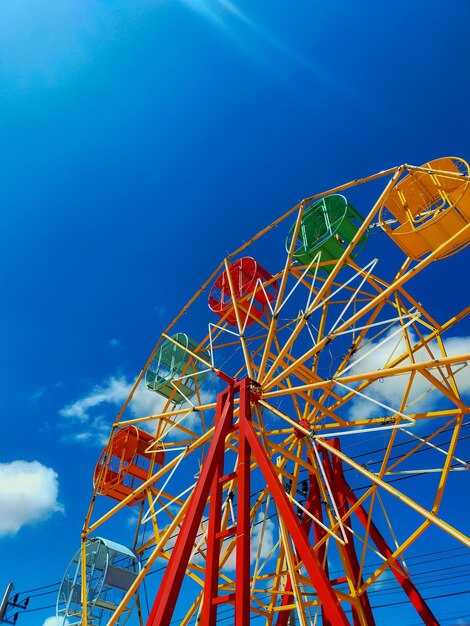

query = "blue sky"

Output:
[[1, 1, 470, 625]]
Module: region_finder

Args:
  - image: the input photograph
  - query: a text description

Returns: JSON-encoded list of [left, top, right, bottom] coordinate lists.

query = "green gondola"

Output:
[[146, 333, 210, 404], [286, 194, 368, 274]]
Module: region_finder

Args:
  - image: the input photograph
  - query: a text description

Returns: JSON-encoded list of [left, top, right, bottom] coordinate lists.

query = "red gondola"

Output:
[[208, 257, 278, 327]]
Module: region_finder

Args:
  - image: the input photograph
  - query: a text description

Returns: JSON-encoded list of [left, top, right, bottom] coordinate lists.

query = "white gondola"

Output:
[[57, 537, 140, 625]]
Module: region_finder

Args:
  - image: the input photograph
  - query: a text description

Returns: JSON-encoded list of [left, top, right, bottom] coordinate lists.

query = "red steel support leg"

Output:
[[276, 470, 332, 626], [328, 438, 440, 626], [243, 419, 350, 626], [200, 392, 228, 625], [321, 449, 375, 626], [236, 379, 252, 626], [307, 470, 332, 626], [146, 386, 235, 626]]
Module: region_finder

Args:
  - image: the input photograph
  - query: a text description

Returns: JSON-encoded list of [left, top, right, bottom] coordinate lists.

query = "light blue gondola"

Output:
[[57, 537, 140, 626]]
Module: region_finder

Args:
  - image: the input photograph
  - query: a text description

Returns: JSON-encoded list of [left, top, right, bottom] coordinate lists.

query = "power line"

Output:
[[372, 588, 470, 610], [21, 604, 56, 614], [14, 582, 60, 598]]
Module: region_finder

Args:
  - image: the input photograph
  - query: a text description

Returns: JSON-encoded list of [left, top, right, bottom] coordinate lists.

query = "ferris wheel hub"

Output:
[[294, 418, 311, 439]]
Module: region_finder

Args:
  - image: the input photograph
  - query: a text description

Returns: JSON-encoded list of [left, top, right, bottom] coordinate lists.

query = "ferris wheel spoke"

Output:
[[314, 352, 469, 428], [221, 258, 255, 378], [321, 444, 446, 626], [399, 423, 469, 468], [257, 204, 311, 382], [309, 258, 379, 326], [316, 437, 470, 548], [261, 260, 382, 389], [260, 355, 349, 428], [419, 365, 469, 409], [277, 516, 310, 626], [180, 590, 204, 626], [266, 269, 458, 395]]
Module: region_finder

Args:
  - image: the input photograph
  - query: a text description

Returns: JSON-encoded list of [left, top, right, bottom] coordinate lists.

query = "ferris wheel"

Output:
[[58, 157, 470, 626]]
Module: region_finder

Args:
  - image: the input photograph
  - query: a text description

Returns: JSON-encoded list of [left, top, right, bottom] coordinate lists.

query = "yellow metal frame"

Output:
[[71, 160, 470, 626]]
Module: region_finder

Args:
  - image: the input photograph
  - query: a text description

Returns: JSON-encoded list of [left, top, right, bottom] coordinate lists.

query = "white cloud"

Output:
[[346, 331, 470, 421], [28, 381, 63, 401], [0, 461, 63, 537], [59, 376, 130, 422], [59, 376, 171, 425], [129, 381, 168, 419], [186, 527, 237, 572], [186, 510, 275, 573], [251, 511, 275, 563], [58, 376, 169, 445], [59, 371, 217, 445], [42, 617, 70, 626], [215, 510, 275, 572], [62, 414, 112, 447], [440, 336, 470, 394], [370, 568, 393, 591]]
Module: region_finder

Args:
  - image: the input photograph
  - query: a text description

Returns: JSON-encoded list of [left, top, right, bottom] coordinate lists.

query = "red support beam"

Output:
[[276, 470, 332, 626], [236, 378, 252, 626], [328, 438, 440, 626], [200, 391, 228, 625], [146, 386, 235, 626], [243, 419, 350, 626], [307, 470, 333, 626], [321, 448, 375, 626]]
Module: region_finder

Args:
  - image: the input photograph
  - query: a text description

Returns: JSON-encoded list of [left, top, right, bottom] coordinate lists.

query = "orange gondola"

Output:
[[379, 156, 470, 259], [94, 425, 164, 505]]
